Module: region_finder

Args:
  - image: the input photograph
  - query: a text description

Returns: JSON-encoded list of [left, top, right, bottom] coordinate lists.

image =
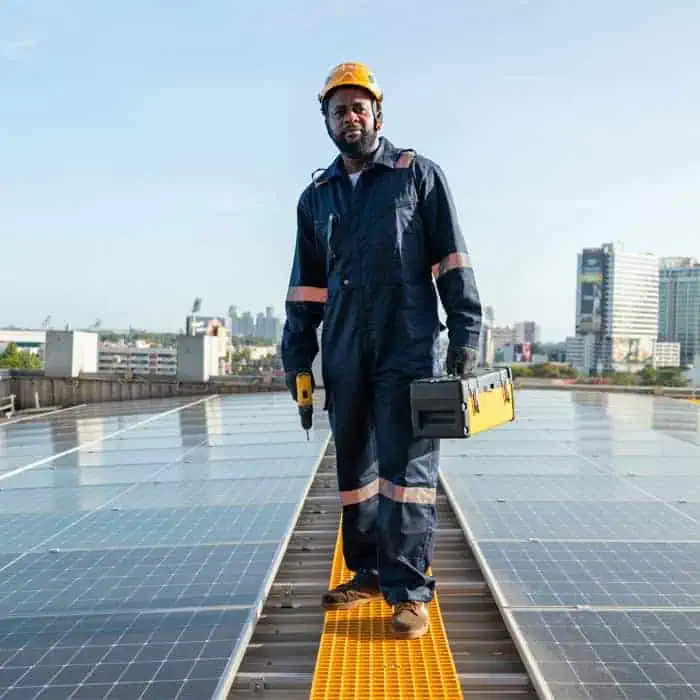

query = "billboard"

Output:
[[578, 249, 604, 333], [611, 337, 654, 366], [186, 315, 227, 336]]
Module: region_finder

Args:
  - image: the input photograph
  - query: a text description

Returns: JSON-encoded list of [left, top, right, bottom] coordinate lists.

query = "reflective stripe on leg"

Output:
[[340, 478, 379, 506], [378, 477, 437, 505]]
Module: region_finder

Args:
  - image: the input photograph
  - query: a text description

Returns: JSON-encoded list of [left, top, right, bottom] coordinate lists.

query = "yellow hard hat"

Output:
[[318, 62, 383, 104]]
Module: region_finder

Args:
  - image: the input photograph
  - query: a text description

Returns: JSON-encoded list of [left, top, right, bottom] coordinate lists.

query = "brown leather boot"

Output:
[[391, 601, 430, 639], [321, 576, 382, 611]]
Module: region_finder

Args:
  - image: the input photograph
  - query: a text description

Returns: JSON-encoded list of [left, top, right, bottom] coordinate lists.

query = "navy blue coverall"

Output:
[[281, 137, 482, 604]]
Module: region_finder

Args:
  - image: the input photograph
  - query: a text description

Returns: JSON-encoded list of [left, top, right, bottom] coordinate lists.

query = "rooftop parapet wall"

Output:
[[8, 371, 286, 410]]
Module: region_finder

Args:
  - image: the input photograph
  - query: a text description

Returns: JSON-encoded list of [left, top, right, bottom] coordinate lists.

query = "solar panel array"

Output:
[[0, 394, 330, 700], [441, 390, 700, 700]]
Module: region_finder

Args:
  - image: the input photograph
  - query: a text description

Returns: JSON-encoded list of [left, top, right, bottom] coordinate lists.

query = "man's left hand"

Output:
[[446, 346, 479, 377]]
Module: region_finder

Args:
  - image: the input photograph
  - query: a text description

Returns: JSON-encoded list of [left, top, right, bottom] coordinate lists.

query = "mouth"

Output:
[[343, 128, 362, 137]]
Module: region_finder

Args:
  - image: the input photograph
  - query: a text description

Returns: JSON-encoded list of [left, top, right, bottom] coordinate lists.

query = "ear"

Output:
[[374, 103, 383, 131]]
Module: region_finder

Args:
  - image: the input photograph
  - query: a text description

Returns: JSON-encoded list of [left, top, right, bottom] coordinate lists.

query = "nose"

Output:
[[343, 111, 360, 126]]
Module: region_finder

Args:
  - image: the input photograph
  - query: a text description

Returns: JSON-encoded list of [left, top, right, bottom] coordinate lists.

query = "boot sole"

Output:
[[391, 624, 430, 640]]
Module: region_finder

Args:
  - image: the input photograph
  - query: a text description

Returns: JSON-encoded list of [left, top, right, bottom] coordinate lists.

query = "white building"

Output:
[[491, 326, 515, 349], [652, 341, 681, 369], [478, 306, 495, 367], [604, 244, 659, 371], [573, 243, 660, 373], [514, 321, 540, 345], [98, 344, 177, 376]]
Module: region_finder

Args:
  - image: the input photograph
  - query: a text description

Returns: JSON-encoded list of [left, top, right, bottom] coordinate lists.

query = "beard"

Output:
[[327, 123, 379, 158]]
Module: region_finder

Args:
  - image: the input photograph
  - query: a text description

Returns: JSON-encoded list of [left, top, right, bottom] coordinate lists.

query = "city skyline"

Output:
[[2, 2, 699, 342]]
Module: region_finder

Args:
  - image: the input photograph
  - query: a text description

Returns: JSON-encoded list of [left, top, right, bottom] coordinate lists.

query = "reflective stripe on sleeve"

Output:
[[431, 252, 471, 280], [286, 286, 328, 303]]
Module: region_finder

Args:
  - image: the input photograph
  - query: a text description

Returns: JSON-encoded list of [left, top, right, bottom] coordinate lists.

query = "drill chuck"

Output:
[[296, 371, 314, 438], [299, 407, 313, 431]]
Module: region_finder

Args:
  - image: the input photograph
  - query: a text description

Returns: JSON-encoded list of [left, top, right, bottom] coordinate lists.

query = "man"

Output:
[[281, 62, 482, 640]]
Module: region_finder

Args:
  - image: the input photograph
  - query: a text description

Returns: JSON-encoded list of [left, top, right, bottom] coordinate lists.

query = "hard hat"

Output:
[[318, 62, 383, 104]]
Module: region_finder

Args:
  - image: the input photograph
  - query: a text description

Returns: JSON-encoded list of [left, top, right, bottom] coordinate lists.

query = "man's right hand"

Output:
[[285, 369, 314, 401], [446, 346, 479, 377]]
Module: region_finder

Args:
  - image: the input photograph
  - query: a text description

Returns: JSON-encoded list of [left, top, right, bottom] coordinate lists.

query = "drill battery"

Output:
[[410, 367, 515, 439]]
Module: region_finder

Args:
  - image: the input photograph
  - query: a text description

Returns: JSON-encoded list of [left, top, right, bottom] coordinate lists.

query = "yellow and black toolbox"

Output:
[[410, 367, 516, 439]]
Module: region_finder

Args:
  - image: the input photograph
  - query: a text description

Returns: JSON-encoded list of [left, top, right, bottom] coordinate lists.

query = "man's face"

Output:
[[325, 86, 380, 157]]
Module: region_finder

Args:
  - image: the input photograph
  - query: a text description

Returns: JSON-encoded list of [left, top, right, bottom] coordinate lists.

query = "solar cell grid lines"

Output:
[[441, 390, 700, 700], [0, 542, 280, 617], [0, 393, 331, 699]]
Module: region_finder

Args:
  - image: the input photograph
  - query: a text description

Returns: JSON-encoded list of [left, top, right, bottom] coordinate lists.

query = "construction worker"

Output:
[[281, 62, 482, 639]]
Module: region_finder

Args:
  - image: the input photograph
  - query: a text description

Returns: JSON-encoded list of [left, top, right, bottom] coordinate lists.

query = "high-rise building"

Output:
[[491, 326, 515, 349], [574, 243, 659, 373], [514, 321, 540, 345], [478, 306, 495, 366], [659, 257, 700, 365]]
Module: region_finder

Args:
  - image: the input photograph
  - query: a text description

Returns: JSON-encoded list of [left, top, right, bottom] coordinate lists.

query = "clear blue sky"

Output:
[[2, 0, 698, 341]]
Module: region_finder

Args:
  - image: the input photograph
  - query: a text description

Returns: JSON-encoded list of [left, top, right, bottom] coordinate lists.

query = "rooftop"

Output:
[[0, 390, 698, 699]]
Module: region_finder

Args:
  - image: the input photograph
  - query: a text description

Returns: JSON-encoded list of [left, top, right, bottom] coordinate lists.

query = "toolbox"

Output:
[[410, 367, 516, 439]]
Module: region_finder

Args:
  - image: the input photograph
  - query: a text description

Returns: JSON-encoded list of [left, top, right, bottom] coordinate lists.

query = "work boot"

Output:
[[321, 574, 381, 611], [391, 601, 430, 640]]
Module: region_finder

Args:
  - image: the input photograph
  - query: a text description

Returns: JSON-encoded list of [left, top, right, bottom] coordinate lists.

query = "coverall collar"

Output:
[[321, 137, 402, 182]]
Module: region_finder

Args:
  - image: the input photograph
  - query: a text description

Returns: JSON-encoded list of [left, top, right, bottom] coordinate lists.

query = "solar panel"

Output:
[[440, 454, 600, 475], [45, 503, 301, 550], [443, 474, 656, 502], [441, 390, 700, 699], [480, 541, 700, 608], [513, 609, 700, 699], [0, 394, 330, 699], [456, 500, 700, 540], [0, 608, 251, 700], [0, 542, 280, 616]]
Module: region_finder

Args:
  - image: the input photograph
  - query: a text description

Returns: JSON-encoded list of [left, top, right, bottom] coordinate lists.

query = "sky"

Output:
[[1, 0, 699, 342]]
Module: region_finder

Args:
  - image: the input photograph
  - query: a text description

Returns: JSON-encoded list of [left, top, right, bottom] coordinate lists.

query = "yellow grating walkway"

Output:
[[310, 525, 463, 700]]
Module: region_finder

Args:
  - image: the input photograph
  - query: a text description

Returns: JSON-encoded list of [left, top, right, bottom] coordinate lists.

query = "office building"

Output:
[[230, 307, 281, 341], [565, 335, 596, 374], [574, 243, 659, 373], [478, 306, 495, 367], [514, 321, 540, 345], [659, 257, 700, 365], [98, 344, 178, 376], [491, 326, 515, 349], [653, 342, 681, 369]]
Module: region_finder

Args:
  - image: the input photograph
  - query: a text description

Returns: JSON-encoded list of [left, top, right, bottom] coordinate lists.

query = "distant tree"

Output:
[[639, 366, 657, 386], [0, 343, 42, 369], [655, 368, 689, 387]]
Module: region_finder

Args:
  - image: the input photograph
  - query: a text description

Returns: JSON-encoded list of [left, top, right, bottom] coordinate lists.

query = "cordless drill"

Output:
[[296, 371, 313, 440]]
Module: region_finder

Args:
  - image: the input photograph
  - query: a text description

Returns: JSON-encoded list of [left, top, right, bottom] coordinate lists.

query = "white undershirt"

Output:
[[348, 171, 362, 187]]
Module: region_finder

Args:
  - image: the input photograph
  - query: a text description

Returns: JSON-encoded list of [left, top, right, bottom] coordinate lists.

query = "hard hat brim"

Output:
[[318, 62, 383, 104]]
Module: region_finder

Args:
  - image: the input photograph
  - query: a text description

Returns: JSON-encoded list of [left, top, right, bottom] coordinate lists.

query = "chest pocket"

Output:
[[375, 193, 427, 285]]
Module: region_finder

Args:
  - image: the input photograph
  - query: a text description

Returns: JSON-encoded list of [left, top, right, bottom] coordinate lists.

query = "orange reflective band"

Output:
[[379, 478, 436, 505], [395, 151, 415, 169], [340, 480, 379, 506], [286, 286, 328, 303], [432, 252, 471, 280]]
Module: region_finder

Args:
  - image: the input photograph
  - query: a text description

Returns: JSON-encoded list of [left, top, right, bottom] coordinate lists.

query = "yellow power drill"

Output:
[[296, 371, 313, 440]]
